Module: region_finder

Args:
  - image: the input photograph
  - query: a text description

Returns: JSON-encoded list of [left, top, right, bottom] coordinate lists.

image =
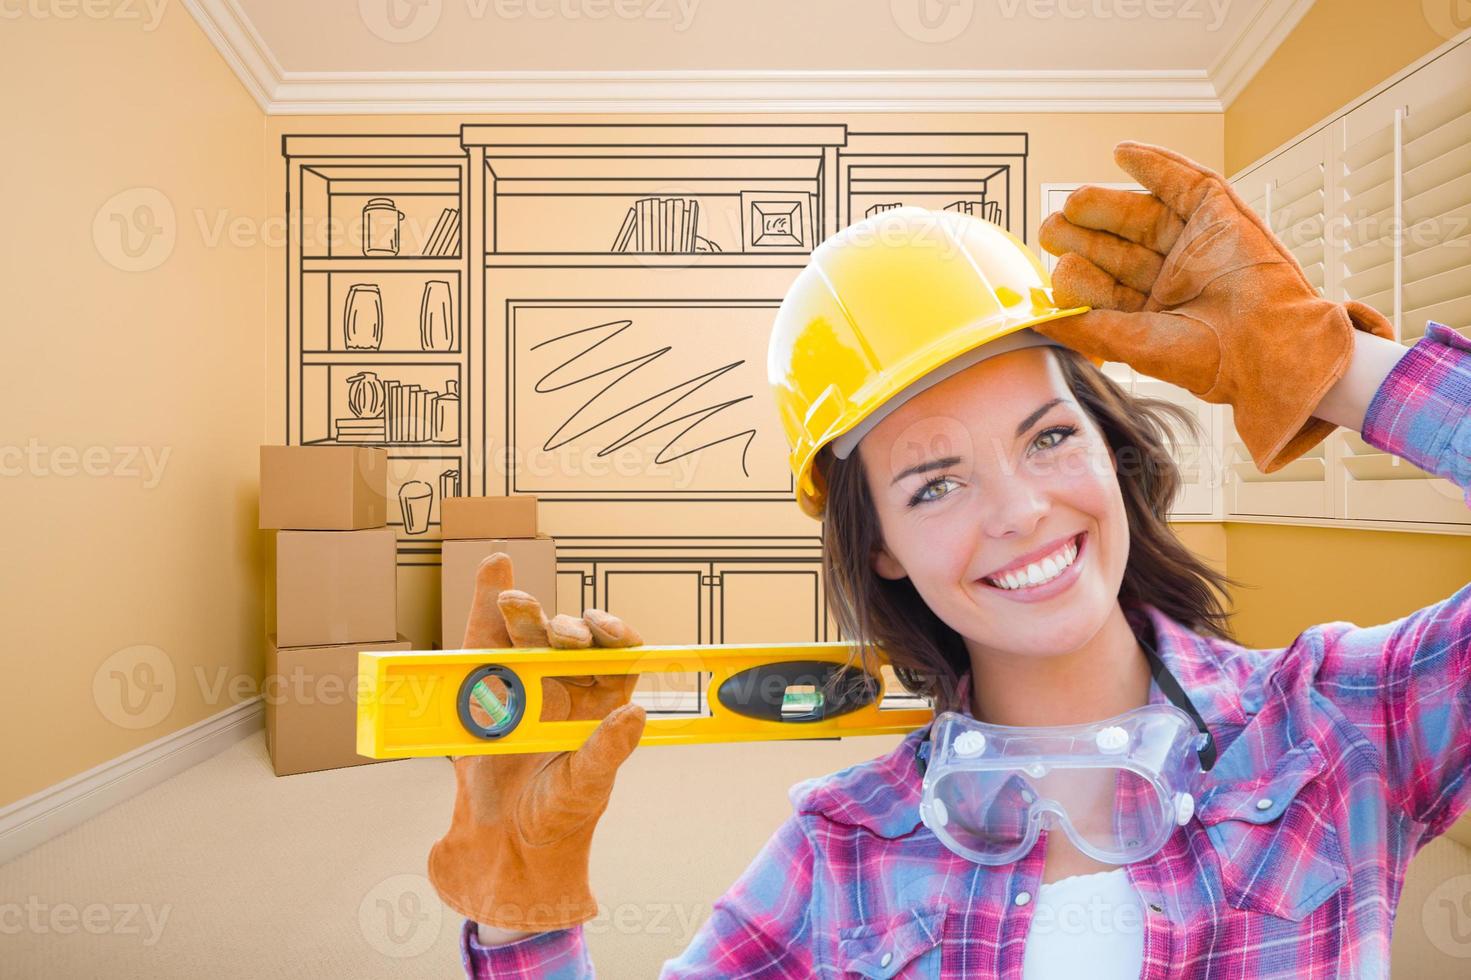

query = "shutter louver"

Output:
[[1271, 156, 1327, 294], [1225, 133, 1334, 519], [1398, 81, 1471, 343], [1335, 39, 1471, 528]]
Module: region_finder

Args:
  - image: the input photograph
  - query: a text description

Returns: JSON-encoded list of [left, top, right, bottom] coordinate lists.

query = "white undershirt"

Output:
[[1020, 868, 1145, 980]]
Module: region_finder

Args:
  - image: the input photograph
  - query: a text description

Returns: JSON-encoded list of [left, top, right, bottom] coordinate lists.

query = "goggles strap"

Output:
[[1138, 631, 1217, 771], [914, 629, 1218, 778]]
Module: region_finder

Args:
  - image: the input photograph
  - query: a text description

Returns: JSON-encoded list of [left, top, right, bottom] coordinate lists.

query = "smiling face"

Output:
[[859, 345, 1129, 663]]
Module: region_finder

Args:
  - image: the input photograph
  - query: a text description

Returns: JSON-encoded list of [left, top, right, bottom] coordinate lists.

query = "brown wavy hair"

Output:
[[817, 345, 1244, 715]]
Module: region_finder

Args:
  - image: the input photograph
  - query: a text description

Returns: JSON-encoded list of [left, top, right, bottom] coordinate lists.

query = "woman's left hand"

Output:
[[1033, 139, 1395, 474]]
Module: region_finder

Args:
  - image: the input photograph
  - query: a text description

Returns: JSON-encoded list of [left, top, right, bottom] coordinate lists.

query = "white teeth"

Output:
[[986, 537, 1079, 591]]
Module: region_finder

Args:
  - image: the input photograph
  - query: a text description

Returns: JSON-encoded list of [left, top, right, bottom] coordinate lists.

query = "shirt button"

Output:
[[1015, 891, 1031, 906], [1149, 903, 1163, 913], [1255, 797, 1274, 810], [880, 952, 893, 967]]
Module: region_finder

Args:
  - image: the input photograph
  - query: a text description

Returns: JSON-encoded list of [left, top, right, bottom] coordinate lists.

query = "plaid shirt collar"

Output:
[[791, 601, 1250, 839]]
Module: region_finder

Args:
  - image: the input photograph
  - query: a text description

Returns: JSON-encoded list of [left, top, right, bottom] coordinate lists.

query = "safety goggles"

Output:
[[915, 634, 1216, 867]]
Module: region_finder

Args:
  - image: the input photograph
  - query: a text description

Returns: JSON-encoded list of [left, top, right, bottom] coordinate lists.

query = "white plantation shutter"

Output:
[[1225, 132, 1334, 519], [1132, 377, 1220, 517], [1271, 154, 1328, 294], [1333, 38, 1471, 529], [1224, 34, 1471, 532], [1222, 406, 1334, 518], [1398, 80, 1471, 341], [1338, 111, 1398, 325]]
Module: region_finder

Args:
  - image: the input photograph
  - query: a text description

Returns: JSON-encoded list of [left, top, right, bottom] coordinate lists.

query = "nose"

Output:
[[977, 478, 1050, 540]]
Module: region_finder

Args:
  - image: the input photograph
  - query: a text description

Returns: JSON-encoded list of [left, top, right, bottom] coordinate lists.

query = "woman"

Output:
[[444, 142, 1471, 977]]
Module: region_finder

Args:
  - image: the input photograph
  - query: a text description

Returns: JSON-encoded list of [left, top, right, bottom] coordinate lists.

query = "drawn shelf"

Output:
[[466, 124, 843, 259], [299, 363, 461, 445], [302, 257, 463, 273], [837, 131, 1031, 236], [297, 164, 463, 260], [300, 271, 462, 355], [286, 136, 472, 550]]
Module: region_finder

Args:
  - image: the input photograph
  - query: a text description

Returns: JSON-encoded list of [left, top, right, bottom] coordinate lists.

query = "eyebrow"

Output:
[[889, 397, 1070, 486]]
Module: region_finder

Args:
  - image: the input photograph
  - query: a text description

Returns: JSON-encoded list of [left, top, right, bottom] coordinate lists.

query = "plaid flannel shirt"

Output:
[[462, 321, 1471, 978]]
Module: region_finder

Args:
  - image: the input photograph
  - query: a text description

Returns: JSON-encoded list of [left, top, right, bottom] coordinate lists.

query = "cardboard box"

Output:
[[277, 527, 397, 647], [442, 534, 556, 649], [259, 446, 387, 530], [264, 633, 411, 776], [441, 495, 538, 540]]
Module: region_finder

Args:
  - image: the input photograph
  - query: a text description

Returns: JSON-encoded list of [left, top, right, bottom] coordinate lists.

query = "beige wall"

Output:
[[0, 9, 266, 807], [1225, 523, 1471, 648], [1225, 0, 1447, 175]]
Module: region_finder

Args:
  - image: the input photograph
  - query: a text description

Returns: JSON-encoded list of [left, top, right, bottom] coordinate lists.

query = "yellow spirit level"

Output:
[[356, 641, 935, 759]]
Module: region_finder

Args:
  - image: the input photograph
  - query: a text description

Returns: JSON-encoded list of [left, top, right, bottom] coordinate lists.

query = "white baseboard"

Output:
[[0, 699, 263, 867]]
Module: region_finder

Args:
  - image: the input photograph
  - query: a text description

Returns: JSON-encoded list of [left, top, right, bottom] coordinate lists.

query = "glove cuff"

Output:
[[1242, 300, 1396, 474]]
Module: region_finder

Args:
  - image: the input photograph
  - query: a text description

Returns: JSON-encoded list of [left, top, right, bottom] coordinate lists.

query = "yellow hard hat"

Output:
[[767, 205, 1097, 520]]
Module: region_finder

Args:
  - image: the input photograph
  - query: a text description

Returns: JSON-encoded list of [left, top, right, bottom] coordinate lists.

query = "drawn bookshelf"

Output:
[[284, 135, 471, 545], [283, 124, 1034, 683]]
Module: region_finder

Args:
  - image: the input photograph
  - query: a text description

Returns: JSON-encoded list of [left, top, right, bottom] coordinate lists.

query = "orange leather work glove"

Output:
[[1036, 140, 1395, 473], [426, 552, 647, 931]]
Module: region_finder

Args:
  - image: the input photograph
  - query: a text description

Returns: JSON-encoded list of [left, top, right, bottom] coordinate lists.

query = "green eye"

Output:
[[1036, 424, 1079, 451], [911, 477, 957, 506]]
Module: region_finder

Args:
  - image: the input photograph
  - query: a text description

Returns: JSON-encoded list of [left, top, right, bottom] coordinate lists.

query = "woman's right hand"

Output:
[[426, 552, 647, 938]]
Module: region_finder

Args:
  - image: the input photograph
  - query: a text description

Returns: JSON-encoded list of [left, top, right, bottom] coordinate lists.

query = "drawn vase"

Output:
[[362, 198, 404, 256], [419, 280, 455, 351], [345, 372, 384, 419], [344, 284, 383, 350]]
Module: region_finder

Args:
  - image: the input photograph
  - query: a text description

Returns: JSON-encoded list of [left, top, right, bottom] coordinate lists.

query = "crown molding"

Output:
[[182, 0, 279, 111], [261, 68, 1221, 114], [185, 0, 1308, 116], [1208, 0, 1316, 109]]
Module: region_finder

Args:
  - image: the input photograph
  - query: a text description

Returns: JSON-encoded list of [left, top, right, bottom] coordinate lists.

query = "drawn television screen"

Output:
[[509, 302, 793, 495]]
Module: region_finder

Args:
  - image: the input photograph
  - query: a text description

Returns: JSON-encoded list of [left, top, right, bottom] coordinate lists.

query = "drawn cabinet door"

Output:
[[596, 561, 709, 711], [710, 562, 828, 645]]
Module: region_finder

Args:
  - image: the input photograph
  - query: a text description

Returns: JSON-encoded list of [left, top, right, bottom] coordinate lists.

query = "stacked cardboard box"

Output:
[[259, 446, 402, 776], [440, 494, 557, 649]]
